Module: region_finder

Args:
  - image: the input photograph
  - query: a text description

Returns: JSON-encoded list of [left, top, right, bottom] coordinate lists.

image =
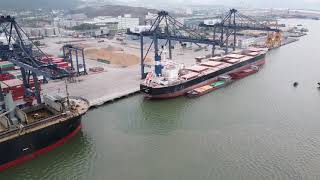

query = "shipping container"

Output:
[[7, 70, 22, 79], [0, 73, 14, 81], [0, 61, 15, 69], [56, 62, 69, 68], [1, 79, 41, 101], [1, 79, 24, 101]]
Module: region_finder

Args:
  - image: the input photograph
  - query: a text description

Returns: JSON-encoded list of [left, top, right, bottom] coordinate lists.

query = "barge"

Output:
[[187, 75, 232, 97]]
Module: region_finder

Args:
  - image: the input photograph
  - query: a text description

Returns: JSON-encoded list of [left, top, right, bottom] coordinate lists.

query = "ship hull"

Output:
[[141, 54, 265, 99], [0, 116, 82, 171]]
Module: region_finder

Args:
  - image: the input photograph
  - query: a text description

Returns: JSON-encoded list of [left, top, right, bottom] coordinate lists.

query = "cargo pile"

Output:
[[84, 48, 148, 66], [193, 85, 212, 93]]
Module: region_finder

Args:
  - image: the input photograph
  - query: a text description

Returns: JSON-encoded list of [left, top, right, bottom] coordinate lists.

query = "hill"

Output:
[[70, 5, 158, 19]]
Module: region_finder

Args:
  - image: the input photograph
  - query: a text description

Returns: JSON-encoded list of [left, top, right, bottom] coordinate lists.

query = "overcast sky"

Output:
[[119, 0, 320, 9], [2, 0, 320, 10]]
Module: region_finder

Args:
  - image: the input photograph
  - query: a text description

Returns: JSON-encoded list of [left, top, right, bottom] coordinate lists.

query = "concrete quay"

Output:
[[42, 65, 141, 108]]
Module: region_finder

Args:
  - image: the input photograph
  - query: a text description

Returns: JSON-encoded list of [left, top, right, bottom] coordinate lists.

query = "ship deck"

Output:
[[69, 97, 90, 115]]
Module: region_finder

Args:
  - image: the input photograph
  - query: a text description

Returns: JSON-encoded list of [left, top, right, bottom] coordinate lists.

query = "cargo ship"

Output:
[[0, 94, 89, 171], [141, 48, 267, 99]]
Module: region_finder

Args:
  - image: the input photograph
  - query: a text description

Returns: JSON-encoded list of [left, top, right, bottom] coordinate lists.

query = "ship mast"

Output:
[[65, 79, 70, 107]]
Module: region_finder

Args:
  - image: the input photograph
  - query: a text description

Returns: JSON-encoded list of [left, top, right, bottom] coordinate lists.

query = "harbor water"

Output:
[[2, 19, 320, 180]]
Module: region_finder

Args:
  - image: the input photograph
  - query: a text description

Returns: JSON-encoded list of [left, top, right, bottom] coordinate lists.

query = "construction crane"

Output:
[[0, 15, 70, 104], [199, 9, 281, 54], [127, 11, 222, 79]]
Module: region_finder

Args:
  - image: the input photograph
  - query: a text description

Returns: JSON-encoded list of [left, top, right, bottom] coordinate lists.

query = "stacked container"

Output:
[[40, 57, 70, 69], [0, 61, 15, 72], [55, 62, 69, 68], [1, 79, 40, 101], [1, 79, 25, 101], [7, 70, 22, 79], [0, 73, 14, 81]]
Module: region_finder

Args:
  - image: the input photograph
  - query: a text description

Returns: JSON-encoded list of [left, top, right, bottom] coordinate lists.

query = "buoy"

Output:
[[293, 82, 298, 87]]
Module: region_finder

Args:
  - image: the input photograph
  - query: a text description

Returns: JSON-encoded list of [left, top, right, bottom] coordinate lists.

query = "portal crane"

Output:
[[0, 16, 70, 104], [127, 11, 222, 79], [199, 9, 281, 54]]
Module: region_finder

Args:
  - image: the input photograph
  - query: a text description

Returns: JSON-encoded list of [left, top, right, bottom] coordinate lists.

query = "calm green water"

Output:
[[2, 19, 320, 180]]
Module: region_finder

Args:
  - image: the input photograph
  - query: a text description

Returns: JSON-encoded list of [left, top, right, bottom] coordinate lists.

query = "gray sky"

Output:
[[120, 0, 320, 9]]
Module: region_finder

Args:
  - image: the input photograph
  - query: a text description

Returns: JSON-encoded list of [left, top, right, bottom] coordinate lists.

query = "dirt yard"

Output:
[[84, 46, 149, 66]]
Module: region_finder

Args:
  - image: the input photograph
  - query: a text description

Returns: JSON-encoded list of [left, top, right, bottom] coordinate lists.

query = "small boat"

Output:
[[187, 85, 213, 97], [229, 66, 259, 80], [187, 75, 232, 97]]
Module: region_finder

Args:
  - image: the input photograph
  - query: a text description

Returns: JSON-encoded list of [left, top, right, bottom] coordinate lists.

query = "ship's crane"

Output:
[[127, 11, 222, 79], [0, 16, 70, 105], [199, 9, 281, 54]]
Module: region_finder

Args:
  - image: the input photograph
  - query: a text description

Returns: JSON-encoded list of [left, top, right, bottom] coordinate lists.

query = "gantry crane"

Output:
[[127, 11, 222, 79], [128, 10, 281, 79], [0, 16, 70, 104], [199, 9, 281, 54]]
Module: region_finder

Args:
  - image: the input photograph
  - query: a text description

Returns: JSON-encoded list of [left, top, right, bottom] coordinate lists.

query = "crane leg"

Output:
[[140, 36, 145, 79], [32, 73, 41, 104]]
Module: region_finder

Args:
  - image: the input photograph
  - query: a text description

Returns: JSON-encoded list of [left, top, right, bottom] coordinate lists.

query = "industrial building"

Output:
[[53, 17, 84, 29], [23, 27, 64, 37], [117, 14, 139, 30], [84, 14, 139, 30]]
